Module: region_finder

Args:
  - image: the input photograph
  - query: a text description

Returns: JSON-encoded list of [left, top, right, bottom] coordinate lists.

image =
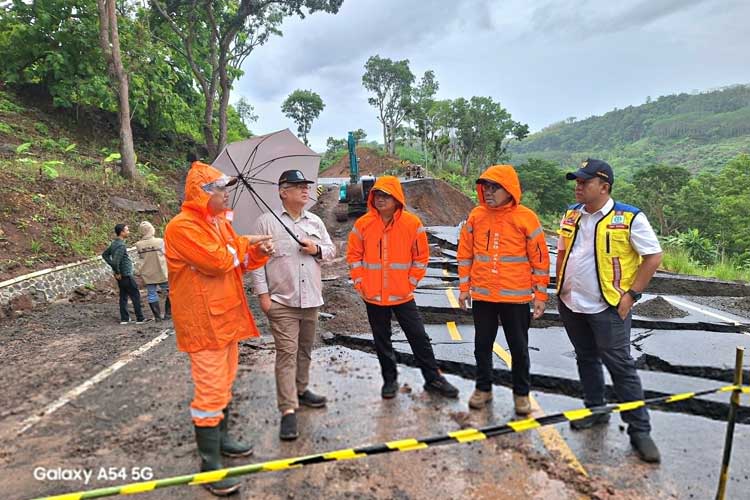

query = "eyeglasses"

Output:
[[283, 183, 312, 191], [480, 182, 502, 194]]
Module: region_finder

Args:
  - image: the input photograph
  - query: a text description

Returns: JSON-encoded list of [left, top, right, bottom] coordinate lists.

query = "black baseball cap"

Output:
[[278, 169, 314, 185], [566, 159, 614, 185]]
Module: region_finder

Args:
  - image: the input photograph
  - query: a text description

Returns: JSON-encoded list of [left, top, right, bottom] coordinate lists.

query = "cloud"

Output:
[[529, 0, 711, 39], [233, 0, 750, 151]]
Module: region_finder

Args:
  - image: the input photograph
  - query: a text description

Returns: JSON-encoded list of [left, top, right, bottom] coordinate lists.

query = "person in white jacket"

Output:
[[135, 221, 170, 321]]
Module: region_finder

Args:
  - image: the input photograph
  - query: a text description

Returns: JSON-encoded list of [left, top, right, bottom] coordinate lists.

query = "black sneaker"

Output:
[[279, 413, 298, 441], [424, 377, 459, 399], [298, 389, 327, 408], [569, 411, 611, 430], [630, 432, 661, 463], [381, 380, 399, 399]]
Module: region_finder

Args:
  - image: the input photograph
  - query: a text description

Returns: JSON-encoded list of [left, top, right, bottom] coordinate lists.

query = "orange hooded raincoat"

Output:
[[346, 176, 429, 306], [457, 165, 550, 303], [165, 162, 268, 353]]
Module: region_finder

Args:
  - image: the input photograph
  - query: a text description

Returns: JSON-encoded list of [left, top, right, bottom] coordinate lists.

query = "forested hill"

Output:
[[510, 84, 750, 173]]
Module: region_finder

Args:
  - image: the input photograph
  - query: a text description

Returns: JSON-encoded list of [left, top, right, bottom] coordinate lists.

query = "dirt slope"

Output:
[[319, 147, 407, 178]]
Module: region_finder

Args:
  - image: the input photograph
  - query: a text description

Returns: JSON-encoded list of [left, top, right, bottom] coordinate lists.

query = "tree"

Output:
[[629, 164, 691, 235], [362, 55, 414, 155], [326, 136, 346, 152], [515, 158, 572, 216], [452, 96, 528, 176], [235, 97, 258, 128], [351, 128, 367, 143], [152, 0, 343, 159], [281, 89, 325, 146], [408, 70, 439, 158], [96, 0, 137, 179]]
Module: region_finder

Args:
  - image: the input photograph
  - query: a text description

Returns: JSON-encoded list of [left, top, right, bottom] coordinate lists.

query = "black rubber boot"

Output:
[[194, 425, 241, 496], [164, 297, 171, 319], [220, 406, 253, 457], [148, 301, 162, 322]]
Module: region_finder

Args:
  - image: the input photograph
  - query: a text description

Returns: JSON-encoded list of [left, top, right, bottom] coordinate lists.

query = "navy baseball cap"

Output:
[[278, 169, 314, 184], [566, 159, 614, 185]]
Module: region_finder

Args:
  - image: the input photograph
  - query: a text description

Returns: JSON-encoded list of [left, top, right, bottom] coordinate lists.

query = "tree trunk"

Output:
[[381, 121, 387, 155], [97, 0, 137, 180], [461, 154, 471, 177], [215, 54, 232, 159]]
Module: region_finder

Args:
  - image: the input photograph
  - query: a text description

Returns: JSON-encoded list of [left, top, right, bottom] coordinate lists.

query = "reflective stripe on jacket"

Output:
[[346, 176, 429, 306], [557, 202, 641, 307], [165, 161, 268, 353], [457, 165, 550, 303]]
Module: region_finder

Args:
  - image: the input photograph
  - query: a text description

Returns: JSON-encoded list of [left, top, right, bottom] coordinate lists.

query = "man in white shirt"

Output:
[[251, 170, 335, 441], [556, 159, 662, 463]]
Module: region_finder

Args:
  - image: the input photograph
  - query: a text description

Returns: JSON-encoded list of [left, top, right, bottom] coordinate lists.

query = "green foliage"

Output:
[[362, 55, 415, 154], [661, 248, 750, 282], [281, 89, 325, 146], [452, 96, 528, 176], [0, 91, 24, 113], [514, 158, 572, 217], [511, 84, 750, 173], [41, 160, 62, 179], [104, 152, 121, 163], [0, 122, 12, 134], [30, 240, 42, 254], [41, 138, 58, 150], [663, 229, 718, 265], [15, 142, 32, 154], [34, 122, 49, 135], [319, 147, 347, 172]]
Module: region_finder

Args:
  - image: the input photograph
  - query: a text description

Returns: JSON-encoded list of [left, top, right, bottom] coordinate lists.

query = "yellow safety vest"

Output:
[[557, 202, 642, 307]]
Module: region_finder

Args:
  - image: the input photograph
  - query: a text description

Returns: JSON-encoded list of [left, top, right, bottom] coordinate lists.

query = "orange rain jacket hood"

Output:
[[457, 165, 550, 303], [346, 176, 429, 306], [165, 161, 268, 352]]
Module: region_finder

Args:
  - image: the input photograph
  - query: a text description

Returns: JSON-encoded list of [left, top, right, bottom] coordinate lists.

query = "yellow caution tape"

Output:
[[35, 383, 750, 500]]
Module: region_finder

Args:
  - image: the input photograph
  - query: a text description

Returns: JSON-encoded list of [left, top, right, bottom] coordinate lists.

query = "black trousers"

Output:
[[558, 299, 650, 435], [117, 275, 144, 322], [472, 300, 531, 395], [364, 299, 440, 384]]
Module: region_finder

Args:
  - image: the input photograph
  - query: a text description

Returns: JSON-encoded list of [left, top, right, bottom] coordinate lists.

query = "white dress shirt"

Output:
[[251, 209, 335, 309], [558, 198, 661, 314]]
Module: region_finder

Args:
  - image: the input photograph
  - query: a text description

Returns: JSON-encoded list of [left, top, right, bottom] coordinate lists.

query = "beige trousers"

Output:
[[267, 301, 318, 412]]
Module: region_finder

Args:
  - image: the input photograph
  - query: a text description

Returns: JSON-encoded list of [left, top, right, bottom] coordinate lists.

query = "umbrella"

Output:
[[212, 129, 321, 238]]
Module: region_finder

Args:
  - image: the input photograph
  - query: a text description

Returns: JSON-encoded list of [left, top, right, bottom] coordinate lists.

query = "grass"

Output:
[[661, 248, 750, 282]]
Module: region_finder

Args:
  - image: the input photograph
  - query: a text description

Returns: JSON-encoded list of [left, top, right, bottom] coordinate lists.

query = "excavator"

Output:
[[335, 131, 375, 222]]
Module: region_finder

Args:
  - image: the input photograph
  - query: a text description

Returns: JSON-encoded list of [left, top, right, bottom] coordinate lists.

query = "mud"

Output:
[[688, 295, 750, 319], [632, 296, 689, 319]]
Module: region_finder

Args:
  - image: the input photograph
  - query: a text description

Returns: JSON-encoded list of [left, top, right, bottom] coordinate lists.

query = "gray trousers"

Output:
[[558, 299, 651, 434]]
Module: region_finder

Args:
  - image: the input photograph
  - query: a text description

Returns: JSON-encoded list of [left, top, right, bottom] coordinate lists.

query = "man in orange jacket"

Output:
[[347, 176, 459, 399], [164, 160, 274, 496], [457, 165, 550, 415]]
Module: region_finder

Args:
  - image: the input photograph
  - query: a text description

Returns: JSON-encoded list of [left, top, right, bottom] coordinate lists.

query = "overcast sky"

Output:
[[234, 0, 750, 153]]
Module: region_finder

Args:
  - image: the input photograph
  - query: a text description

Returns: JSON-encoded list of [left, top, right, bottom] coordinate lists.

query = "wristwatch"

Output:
[[627, 289, 642, 302]]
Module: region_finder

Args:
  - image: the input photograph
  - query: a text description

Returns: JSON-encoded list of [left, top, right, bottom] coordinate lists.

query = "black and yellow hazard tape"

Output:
[[37, 384, 750, 500], [316, 185, 325, 197]]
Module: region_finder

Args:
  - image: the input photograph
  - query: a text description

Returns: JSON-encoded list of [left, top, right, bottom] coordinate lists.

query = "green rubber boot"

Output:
[[220, 406, 253, 457], [194, 425, 241, 496]]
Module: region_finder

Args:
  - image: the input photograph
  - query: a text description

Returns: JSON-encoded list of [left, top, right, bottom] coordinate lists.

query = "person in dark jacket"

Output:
[[102, 223, 146, 324]]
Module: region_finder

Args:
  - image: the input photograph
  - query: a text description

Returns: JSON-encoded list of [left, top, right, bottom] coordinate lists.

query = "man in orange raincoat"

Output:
[[457, 165, 550, 415], [165, 160, 274, 496], [347, 176, 459, 399]]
